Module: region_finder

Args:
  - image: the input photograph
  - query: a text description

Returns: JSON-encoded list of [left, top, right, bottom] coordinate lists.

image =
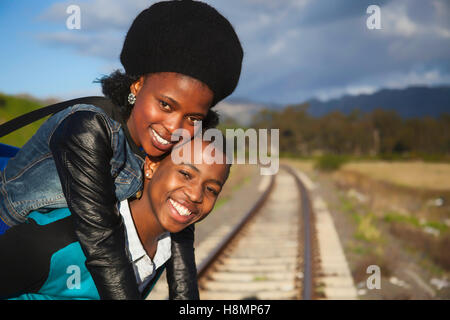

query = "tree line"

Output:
[[247, 103, 450, 159]]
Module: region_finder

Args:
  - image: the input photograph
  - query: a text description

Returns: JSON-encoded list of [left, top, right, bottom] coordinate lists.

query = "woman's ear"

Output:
[[130, 76, 145, 96], [144, 156, 160, 179]]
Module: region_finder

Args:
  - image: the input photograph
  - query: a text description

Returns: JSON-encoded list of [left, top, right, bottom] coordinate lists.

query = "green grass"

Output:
[[339, 195, 361, 224], [383, 211, 449, 233], [346, 241, 371, 255], [315, 154, 348, 172], [339, 195, 355, 212], [214, 197, 229, 210], [232, 175, 251, 192], [422, 221, 449, 233], [383, 212, 421, 227], [355, 213, 381, 242], [0, 93, 46, 147], [339, 194, 382, 243]]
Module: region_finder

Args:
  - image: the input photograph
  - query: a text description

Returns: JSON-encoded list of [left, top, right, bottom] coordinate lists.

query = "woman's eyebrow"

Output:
[[161, 95, 205, 117], [181, 163, 223, 187], [161, 94, 179, 107], [181, 162, 199, 173]]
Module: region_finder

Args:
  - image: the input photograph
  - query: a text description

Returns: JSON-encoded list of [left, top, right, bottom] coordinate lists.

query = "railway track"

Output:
[[197, 165, 315, 300]]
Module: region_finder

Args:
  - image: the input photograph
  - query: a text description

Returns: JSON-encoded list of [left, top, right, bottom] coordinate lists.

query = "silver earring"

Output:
[[145, 171, 151, 178], [128, 93, 136, 105]]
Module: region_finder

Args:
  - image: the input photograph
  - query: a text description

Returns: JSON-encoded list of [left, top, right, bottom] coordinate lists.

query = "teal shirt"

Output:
[[9, 209, 100, 300], [7, 208, 163, 300]]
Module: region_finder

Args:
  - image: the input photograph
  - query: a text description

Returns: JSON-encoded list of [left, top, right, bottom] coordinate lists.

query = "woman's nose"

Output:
[[164, 113, 184, 135], [185, 184, 203, 204]]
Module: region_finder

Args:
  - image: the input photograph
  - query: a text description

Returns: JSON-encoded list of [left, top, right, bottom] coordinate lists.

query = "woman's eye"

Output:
[[160, 100, 171, 111], [188, 117, 202, 125], [207, 186, 219, 196], [179, 170, 191, 179]]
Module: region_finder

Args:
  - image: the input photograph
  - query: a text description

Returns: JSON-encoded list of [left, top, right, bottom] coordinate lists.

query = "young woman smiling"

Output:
[[0, 1, 242, 300], [0, 137, 231, 300]]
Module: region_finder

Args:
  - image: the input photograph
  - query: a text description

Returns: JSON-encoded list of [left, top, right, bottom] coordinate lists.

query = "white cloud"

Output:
[[315, 85, 377, 101], [383, 69, 450, 88], [382, 3, 419, 37], [306, 69, 450, 102], [382, 0, 450, 38], [39, 0, 151, 31], [36, 0, 450, 105], [37, 30, 123, 60]]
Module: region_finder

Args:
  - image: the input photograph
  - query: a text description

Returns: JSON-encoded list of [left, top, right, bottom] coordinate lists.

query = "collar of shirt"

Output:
[[119, 199, 171, 292]]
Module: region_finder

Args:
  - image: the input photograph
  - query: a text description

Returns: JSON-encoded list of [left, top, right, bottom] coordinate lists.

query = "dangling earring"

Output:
[[128, 92, 136, 105]]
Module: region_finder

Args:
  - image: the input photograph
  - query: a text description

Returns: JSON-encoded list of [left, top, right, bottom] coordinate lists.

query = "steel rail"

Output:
[[197, 165, 315, 300], [197, 173, 275, 279], [281, 164, 314, 300]]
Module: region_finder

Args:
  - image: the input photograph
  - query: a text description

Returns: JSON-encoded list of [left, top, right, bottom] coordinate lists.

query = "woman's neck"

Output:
[[124, 116, 146, 159], [126, 116, 141, 148], [127, 196, 165, 258]]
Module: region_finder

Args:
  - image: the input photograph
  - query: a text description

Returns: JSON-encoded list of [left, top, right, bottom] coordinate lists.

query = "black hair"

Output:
[[97, 69, 220, 129], [97, 70, 139, 120]]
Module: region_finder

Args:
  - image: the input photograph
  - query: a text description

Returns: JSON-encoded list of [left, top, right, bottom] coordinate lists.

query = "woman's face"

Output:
[[127, 72, 214, 157], [146, 140, 229, 233]]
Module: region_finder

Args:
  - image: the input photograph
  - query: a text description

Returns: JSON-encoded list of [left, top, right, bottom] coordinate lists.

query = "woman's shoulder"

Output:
[[62, 102, 119, 126], [48, 102, 122, 142], [64, 97, 124, 127], [46, 97, 121, 132]]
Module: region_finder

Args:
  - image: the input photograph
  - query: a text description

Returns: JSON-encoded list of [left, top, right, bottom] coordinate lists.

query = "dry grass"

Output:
[[217, 164, 257, 200], [341, 161, 450, 191], [389, 222, 450, 271], [282, 159, 450, 191], [281, 159, 315, 173]]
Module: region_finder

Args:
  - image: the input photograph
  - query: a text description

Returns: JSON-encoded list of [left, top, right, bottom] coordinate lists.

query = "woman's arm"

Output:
[[166, 224, 200, 300], [49, 111, 140, 300]]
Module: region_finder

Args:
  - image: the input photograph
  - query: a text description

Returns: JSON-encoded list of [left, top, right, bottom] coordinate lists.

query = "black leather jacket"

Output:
[[48, 98, 199, 300]]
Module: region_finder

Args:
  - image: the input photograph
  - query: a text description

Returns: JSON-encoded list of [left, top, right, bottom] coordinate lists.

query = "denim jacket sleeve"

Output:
[[49, 110, 140, 300]]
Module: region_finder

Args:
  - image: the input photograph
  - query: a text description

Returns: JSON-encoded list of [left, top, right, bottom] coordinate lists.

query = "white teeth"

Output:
[[169, 198, 192, 216], [152, 129, 170, 145]]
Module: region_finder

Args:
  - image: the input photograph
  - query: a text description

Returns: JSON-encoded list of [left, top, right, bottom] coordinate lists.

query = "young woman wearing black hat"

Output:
[[0, 0, 243, 300]]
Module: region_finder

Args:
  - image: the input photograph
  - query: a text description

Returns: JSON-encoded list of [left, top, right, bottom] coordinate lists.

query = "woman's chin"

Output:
[[163, 224, 184, 234], [159, 217, 184, 234], [143, 143, 167, 158]]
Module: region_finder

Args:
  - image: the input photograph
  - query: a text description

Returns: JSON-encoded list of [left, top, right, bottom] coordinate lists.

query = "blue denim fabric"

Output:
[[0, 104, 144, 226]]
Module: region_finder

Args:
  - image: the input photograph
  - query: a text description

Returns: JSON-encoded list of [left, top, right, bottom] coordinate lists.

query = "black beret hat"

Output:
[[120, 0, 244, 106]]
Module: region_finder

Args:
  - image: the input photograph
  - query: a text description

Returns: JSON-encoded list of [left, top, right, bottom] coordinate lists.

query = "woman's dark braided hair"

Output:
[[98, 70, 220, 130]]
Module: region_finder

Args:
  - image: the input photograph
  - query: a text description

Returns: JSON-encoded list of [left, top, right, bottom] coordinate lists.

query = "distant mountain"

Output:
[[217, 86, 450, 126], [306, 86, 450, 118]]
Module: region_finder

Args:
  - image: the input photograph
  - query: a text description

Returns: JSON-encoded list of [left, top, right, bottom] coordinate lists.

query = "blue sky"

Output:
[[1, 0, 449, 105]]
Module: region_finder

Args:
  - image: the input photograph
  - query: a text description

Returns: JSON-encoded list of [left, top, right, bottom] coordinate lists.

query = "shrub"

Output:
[[356, 213, 381, 243], [315, 154, 348, 172]]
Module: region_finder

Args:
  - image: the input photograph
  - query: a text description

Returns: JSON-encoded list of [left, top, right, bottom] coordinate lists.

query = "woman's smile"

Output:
[[167, 197, 198, 224], [149, 126, 174, 151]]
